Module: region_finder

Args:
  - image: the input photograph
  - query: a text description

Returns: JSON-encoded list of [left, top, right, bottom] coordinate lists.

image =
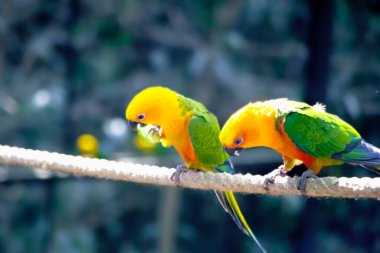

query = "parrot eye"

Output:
[[233, 137, 243, 146], [137, 113, 145, 120]]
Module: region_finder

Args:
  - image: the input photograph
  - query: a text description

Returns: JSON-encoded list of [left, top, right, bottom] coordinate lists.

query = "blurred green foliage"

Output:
[[0, 0, 379, 253]]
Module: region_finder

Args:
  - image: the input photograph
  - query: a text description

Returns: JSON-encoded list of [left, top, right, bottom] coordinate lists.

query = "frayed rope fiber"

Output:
[[0, 145, 379, 199]]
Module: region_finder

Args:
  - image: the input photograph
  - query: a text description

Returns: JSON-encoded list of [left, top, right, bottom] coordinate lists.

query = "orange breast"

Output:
[[277, 134, 316, 167], [161, 116, 199, 168], [273, 119, 316, 168]]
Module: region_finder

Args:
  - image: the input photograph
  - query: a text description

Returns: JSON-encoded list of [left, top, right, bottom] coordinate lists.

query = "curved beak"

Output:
[[225, 147, 244, 157], [126, 120, 139, 131]]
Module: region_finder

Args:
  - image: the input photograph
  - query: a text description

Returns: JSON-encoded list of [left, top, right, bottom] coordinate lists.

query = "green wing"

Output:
[[178, 94, 209, 116], [177, 94, 228, 166], [282, 106, 361, 158], [188, 114, 228, 166]]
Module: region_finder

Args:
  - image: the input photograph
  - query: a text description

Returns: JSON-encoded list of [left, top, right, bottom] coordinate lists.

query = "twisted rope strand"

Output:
[[0, 145, 379, 199]]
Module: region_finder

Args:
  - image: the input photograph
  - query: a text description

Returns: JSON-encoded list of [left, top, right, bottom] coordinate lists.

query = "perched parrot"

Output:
[[126, 86, 266, 253], [220, 98, 380, 190]]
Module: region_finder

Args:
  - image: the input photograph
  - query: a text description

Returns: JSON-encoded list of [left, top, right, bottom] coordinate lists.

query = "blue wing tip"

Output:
[[216, 159, 235, 174], [332, 139, 380, 167]]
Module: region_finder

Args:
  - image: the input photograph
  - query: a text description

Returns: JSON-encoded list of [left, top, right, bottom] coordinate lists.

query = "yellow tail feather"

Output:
[[224, 191, 267, 253]]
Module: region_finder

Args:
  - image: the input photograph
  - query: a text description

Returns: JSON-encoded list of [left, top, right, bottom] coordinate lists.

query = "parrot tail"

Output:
[[332, 139, 380, 175], [214, 190, 266, 253], [360, 164, 380, 175]]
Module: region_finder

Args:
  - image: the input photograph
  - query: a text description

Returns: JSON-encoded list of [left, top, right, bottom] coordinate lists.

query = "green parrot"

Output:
[[220, 98, 380, 190], [126, 86, 266, 253]]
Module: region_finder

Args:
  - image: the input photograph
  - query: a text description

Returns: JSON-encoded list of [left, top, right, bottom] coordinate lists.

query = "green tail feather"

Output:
[[215, 190, 266, 253]]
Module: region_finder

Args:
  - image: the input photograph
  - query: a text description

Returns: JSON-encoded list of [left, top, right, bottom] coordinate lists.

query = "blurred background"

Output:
[[0, 0, 380, 252]]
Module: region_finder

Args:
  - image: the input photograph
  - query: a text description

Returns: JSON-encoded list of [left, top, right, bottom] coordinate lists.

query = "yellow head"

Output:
[[125, 86, 180, 130], [220, 102, 276, 156]]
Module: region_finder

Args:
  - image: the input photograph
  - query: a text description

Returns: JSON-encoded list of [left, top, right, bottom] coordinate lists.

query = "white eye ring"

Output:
[[137, 113, 145, 120], [233, 137, 243, 146]]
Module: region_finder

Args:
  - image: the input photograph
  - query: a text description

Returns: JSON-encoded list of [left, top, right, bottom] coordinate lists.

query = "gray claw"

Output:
[[263, 177, 275, 190], [297, 170, 318, 191], [148, 125, 160, 135], [170, 165, 189, 185], [263, 166, 287, 190]]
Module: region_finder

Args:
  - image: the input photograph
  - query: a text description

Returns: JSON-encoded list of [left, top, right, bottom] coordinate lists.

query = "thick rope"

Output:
[[0, 145, 379, 199]]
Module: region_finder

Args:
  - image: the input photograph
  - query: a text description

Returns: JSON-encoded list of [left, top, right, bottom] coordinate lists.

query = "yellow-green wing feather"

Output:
[[282, 106, 360, 158], [178, 95, 228, 167], [188, 115, 228, 167]]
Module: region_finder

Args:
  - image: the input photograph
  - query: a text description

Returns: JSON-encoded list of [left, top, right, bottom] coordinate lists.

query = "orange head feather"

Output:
[[220, 102, 279, 151], [126, 86, 197, 165], [126, 86, 181, 128]]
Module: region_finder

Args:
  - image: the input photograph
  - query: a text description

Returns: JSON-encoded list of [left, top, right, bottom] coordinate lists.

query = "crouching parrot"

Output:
[[219, 98, 380, 190], [126, 86, 266, 252]]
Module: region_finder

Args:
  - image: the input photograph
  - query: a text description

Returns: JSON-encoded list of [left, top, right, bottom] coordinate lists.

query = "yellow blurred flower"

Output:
[[77, 134, 99, 157]]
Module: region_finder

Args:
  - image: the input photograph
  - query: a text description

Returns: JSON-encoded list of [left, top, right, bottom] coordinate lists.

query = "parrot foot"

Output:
[[297, 170, 318, 191], [170, 165, 189, 185], [263, 165, 287, 190], [148, 125, 160, 136]]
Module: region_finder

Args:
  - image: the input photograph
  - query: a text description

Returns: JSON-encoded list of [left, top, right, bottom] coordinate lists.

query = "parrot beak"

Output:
[[126, 120, 140, 131], [225, 147, 244, 156]]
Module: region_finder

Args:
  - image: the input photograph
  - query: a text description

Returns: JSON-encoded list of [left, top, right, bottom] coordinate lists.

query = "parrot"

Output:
[[126, 86, 266, 253], [219, 98, 380, 191]]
